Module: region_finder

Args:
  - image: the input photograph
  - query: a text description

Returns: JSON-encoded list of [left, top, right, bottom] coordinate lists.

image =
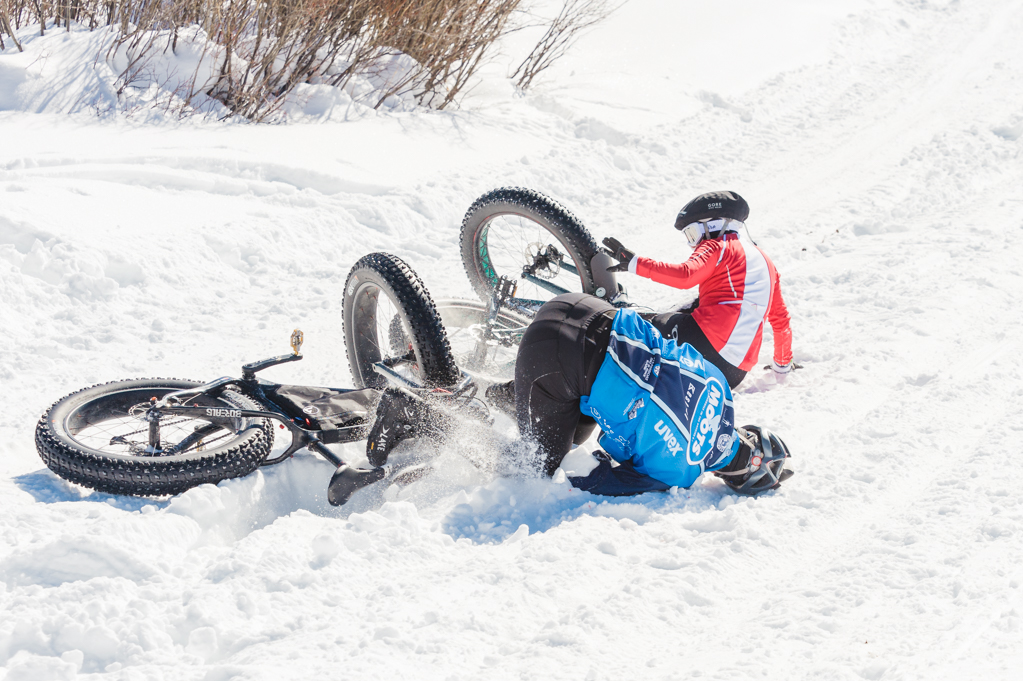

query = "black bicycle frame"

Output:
[[147, 351, 358, 468], [145, 348, 475, 470], [157, 402, 347, 467]]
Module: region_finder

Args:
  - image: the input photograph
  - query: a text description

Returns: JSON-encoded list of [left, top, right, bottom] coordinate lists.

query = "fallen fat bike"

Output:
[[34, 255, 492, 505], [35, 188, 628, 504]]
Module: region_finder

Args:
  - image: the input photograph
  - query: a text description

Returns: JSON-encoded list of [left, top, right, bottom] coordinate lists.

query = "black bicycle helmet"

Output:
[[714, 425, 793, 496], [675, 191, 748, 249]]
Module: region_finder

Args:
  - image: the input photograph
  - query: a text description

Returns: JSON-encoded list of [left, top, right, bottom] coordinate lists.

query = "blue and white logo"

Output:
[[654, 419, 685, 457], [686, 377, 726, 465]]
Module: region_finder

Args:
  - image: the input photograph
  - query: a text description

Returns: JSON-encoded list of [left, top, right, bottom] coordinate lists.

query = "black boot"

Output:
[[366, 389, 428, 467]]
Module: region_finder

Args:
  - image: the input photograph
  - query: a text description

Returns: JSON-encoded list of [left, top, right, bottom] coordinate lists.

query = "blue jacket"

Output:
[[572, 309, 740, 495]]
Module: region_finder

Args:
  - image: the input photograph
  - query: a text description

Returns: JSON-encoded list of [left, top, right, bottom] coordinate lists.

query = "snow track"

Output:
[[2, 0, 1022, 679]]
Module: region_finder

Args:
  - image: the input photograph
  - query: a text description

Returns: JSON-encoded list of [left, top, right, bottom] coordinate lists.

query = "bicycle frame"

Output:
[[147, 345, 479, 471], [156, 401, 347, 466], [145, 258, 623, 473], [506, 246, 626, 310]]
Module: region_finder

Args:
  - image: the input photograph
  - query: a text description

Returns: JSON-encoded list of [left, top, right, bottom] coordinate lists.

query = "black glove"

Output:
[[602, 237, 635, 273]]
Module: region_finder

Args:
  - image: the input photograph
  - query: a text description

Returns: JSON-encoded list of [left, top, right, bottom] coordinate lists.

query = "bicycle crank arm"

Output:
[[241, 352, 303, 380]]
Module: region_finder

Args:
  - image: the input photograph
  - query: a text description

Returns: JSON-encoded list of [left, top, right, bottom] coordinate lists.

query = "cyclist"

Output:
[[342, 293, 793, 502], [603, 190, 795, 388]]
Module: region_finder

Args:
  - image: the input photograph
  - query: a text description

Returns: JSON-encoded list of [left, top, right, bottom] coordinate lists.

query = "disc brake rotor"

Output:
[[524, 243, 562, 280]]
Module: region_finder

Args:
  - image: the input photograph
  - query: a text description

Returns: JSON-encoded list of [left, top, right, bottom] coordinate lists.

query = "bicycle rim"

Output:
[[436, 300, 529, 380], [62, 386, 247, 457], [478, 214, 589, 304]]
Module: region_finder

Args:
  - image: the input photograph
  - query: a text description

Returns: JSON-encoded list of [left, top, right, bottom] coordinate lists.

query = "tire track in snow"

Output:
[[0, 155, 394, 197], [757, 0, 1023, 215]]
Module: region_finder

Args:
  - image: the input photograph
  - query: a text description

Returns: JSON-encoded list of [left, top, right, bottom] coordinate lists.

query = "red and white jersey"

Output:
[[634, 233, 792, 371]]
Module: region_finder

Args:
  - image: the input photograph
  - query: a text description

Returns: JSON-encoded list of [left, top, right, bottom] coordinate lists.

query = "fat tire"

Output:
[[35, 379, 274, 497], [343, 253, 461, 389], [459, 187, 601, 303]]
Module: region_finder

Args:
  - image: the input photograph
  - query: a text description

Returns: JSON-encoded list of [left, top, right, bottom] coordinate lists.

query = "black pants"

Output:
[[515, 293, 614, 476], [647, 311, 747, 389]]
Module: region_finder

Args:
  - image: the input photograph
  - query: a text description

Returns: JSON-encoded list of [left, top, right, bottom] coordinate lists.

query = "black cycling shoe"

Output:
[[366, 389, 426, 467], [328, 465, 386, 506]]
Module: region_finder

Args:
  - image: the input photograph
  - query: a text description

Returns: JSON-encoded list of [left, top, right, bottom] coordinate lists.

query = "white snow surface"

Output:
[[2, 0, 1023, 679]]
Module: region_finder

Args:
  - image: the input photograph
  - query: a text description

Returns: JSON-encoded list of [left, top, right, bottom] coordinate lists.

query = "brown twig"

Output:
[[512, 0, 618, 90]]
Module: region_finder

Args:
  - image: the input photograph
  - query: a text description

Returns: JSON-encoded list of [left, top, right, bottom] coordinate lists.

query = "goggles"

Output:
[[681, 219, 715, 248], [681, 218, 739, 248]]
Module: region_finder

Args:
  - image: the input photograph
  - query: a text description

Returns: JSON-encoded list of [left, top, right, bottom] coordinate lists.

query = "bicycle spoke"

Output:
[[358, 286, 424, 384], [437, 303, 523, 380], [483, 214, 586, 302], [68, 402, 238, 457]]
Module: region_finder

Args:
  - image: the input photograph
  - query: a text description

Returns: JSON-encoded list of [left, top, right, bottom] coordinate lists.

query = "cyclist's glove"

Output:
[[602, 237, 636, 273]]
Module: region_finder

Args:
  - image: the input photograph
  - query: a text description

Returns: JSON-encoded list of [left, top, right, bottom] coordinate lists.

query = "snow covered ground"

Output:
[[2, 0, 1023, 678]]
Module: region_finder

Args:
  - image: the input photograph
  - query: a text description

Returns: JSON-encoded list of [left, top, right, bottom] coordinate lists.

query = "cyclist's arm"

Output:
[[633, 241, 719, 290], [568, 458, 672, 496], [768, 271, 793, 366]]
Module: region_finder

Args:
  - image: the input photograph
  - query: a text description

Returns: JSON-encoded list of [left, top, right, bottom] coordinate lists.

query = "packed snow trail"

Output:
[[2, 0, 1023, 679]]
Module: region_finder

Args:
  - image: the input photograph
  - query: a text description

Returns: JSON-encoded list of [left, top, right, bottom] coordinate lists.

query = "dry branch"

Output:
[[1, 0, 617, 118], [512, 0, 617, 90]]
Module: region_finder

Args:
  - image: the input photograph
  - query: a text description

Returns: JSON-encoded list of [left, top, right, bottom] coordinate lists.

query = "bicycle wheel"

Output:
[[435, 299, 532, 381], [36, 379, 274, 497], [343, 253, 461, 389], [460, 187, 604, 307]]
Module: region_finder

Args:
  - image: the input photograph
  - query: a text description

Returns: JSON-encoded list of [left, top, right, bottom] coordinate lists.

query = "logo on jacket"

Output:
[[680, 353, 701, 371], [653, 420, 685, 457], [641, 358, 655, 382], [682, 383, 697, 419], [589, 406, 615, 437], [626, 397, 644, 420], [687, 378, 725, 466]]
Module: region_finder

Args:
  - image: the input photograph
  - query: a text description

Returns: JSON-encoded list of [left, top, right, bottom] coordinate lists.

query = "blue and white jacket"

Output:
[[572, 309, 740, 495]]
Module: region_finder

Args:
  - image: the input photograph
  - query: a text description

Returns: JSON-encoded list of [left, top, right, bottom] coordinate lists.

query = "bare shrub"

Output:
[[512, 0, 618, 90], [366, 0, 519, 108], [0, 0, 618, 119], [160, 1, 380, 120], [0, 9, 21, 51]]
